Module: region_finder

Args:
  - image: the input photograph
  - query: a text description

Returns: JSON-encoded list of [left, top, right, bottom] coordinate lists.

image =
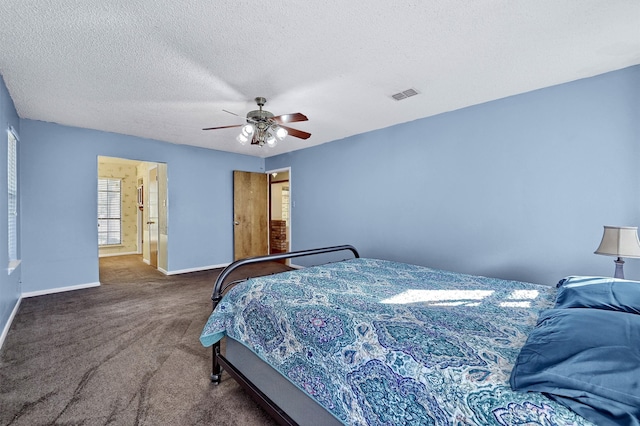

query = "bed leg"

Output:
[[211, 341, 222, 384]]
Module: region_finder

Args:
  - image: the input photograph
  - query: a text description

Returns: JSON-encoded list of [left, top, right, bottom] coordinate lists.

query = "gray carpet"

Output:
[[0, 255, 292, 425]]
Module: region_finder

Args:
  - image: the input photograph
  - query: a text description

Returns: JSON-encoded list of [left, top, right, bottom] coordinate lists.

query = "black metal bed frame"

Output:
[[209, 245, 360, 425]]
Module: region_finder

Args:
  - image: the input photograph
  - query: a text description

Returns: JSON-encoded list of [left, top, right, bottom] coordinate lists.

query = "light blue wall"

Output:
[[0, 75, 21, 339], [267, 65, 640, 285], [19, 120, 264, 293]]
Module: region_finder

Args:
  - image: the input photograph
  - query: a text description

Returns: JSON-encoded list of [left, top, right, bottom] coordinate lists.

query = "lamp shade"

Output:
[[594, 226, 640, 258]]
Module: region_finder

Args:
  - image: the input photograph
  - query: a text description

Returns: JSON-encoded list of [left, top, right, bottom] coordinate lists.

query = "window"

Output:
[[98, 178, 122, 245], [7, 127, 18, 268]]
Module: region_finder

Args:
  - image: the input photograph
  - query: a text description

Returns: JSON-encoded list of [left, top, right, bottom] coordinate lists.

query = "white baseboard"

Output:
[[0, 297, 22, 351], [164, 263, 229, 276], [99, 251, 139, 258], [22, 282, 101, 298]]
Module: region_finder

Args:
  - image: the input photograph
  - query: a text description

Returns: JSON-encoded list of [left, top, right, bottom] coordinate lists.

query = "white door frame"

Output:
[[266, 166, 292, 252], [148, 165, 159, 268]]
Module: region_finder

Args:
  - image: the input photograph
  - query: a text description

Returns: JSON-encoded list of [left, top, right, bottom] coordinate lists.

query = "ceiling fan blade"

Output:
[[281, 125, 311, 140], [202, 124, 242, 131], [272, 113, 308, 124]]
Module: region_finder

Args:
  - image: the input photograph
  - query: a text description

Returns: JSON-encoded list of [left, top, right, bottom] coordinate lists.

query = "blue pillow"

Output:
[[555, 276, 640, 314], [510, 308, 640, 426]]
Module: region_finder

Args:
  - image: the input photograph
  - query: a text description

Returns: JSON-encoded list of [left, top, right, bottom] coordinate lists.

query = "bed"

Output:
[[200, 245, 639, 425]]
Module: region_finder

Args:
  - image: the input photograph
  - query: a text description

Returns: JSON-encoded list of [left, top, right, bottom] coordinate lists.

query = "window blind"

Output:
[[97, 178, 122, 245], [7, 128, 18, 263]]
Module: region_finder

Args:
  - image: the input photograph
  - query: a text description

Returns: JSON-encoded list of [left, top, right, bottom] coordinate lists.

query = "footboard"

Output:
[[209, 244, 359, 382]]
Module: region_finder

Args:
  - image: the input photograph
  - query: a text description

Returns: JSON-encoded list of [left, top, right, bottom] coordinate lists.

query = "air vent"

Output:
[[391, 88, 419, 101]]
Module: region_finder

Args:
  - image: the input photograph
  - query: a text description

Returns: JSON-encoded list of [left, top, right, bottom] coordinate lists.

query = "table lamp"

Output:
[[594, 225, 640, 279]]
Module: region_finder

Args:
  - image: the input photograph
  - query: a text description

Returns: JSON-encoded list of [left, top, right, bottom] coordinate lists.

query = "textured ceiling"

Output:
[[0, 1, 638, 158]]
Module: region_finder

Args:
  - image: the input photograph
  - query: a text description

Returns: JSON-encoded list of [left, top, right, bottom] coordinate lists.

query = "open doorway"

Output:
[[233, 168, 292, 261], [97, 156, 168, 273], [268, 168, 291, 257]]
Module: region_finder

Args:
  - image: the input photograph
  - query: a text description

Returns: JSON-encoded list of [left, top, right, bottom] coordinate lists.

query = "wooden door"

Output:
[[233, 170, 268, 260]]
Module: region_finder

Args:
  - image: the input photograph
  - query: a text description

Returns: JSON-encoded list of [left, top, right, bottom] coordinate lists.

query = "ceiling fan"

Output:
[[203, 97, 311, 147]]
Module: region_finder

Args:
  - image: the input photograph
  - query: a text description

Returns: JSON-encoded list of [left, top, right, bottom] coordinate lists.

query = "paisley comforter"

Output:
[[200, 258, 592, 425]]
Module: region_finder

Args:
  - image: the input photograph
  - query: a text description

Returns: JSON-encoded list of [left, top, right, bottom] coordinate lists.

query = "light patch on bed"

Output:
[[499, 290, 540, 308], [429, 301, 482, 307], [500, 301, 531, 308], [380, 289, 494, 305], [507, 290, 539, 300]]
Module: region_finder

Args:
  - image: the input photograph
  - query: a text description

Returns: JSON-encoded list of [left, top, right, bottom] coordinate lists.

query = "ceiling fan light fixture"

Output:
[[241, 123, 255, 136], [274, 126, 288, 141], [205, 97, 310, 148], [236, 133, 249, 145]]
